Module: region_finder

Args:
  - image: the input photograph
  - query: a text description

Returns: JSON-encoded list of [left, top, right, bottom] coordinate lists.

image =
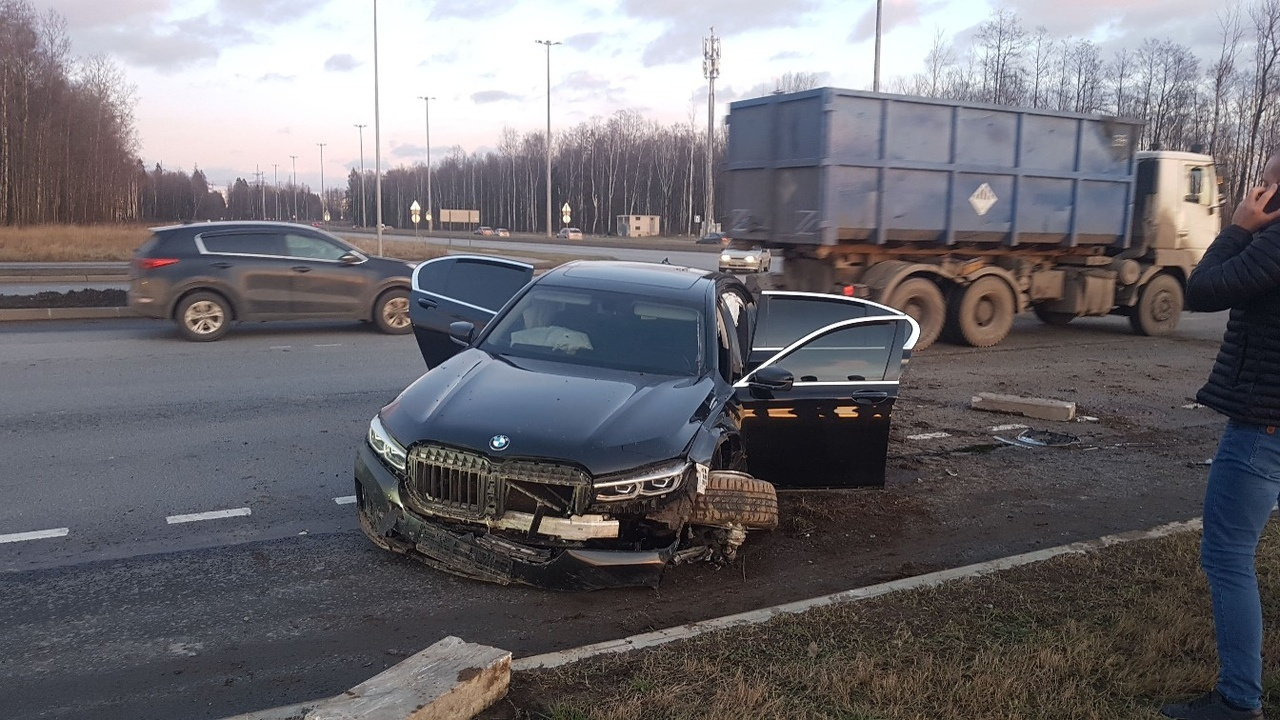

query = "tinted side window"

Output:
[[772, 322, 899, 383], [285, 233, 349, 260], [201, 232, 286, 256], [442, 262, 529, 310], [755, 297, 875, 349]]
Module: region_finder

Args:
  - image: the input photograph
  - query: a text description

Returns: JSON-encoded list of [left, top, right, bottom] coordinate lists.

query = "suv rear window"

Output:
[[200, 232, 286, 256]]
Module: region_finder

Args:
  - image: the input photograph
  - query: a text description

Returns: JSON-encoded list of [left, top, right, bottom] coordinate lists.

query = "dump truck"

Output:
[[722, 87, 1222, 348]]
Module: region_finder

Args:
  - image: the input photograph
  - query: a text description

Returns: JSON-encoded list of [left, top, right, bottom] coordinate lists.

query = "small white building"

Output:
[[616, 214, 661, 238]]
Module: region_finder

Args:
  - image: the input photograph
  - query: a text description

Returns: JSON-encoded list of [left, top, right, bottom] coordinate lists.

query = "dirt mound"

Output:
[[0, 289, 126, 309]]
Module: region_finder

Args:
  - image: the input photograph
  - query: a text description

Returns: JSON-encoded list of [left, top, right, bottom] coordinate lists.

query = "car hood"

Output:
[[380, 349, 715, 476]]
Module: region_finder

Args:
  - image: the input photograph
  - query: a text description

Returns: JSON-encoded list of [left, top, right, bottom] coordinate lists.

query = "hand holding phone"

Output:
[[1265, 184, 1280, 214]]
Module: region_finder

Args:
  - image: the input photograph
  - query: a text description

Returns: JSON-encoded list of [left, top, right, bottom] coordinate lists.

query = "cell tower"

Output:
[[702, 27, 720, 237]]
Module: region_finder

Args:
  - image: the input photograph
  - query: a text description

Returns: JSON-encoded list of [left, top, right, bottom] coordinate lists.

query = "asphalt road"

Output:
[[0, 310, 1231, 720]]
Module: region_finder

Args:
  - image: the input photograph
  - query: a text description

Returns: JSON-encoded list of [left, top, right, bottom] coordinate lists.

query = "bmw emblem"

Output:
[[489, 434, 511, 452]]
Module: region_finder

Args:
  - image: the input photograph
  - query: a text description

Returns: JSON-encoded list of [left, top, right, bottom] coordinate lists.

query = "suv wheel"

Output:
[[373, 289, 412, 334], [176, 292, 231, 342]]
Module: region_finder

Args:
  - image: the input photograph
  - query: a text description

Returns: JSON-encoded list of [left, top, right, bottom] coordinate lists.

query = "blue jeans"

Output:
[[1201, 419, 1280, 711]]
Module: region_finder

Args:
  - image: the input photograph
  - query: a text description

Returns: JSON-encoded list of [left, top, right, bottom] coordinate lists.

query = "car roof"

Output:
[[149, 220, 322, 234], [539, 261, 718, 299]]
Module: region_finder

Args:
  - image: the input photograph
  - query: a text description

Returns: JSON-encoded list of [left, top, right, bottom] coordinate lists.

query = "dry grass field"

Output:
[[492, 525, 1280, 720], [0, 224, 576, 264]]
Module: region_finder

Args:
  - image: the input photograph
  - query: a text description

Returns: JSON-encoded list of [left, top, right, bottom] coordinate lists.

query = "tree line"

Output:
[[6, 0, 1280, 230]]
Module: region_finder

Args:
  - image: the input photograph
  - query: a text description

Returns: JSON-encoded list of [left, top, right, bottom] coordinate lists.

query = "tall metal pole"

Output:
[[316, 142, 327, 223], [417, 96, 435, 232], [702, 28, 720, 237], [374, 0, 384, 255], [873, 0, 883, 92], [256, 166, 265, 219], [536, 40, 560, 238], [272, 164, 279, 220], [289, 155, 298, 221], [355, 124, 367, 227]]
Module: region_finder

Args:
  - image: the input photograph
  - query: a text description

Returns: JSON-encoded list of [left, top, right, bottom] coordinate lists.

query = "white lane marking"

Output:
[[314, 343, 342, 348], [166, 507, 252, 525], [906, 432, 951, 440], [0, 527, 70, 544], [269, 345, 292, 350], [988, 423, 1029, 432], [334, 495, 357, 505]]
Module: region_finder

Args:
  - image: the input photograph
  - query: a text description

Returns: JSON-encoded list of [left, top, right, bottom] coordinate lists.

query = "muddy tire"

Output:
[[373, 288, 412, 335], [175, 291, 231, 342], [689, 471, 778, 531], [887, 277, 945, 350], [1033, 305, 1076, 326], [945, 275, 1016, 348], [1129, 273, 1183, 336]]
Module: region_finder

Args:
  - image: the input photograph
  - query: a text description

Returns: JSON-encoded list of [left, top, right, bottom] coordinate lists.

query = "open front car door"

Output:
[[409, 255, 533, 367], [734, 292, 918, 488]]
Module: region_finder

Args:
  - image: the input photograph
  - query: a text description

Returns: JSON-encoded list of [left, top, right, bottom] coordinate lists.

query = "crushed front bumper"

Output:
[[354, 443, 676, 591]]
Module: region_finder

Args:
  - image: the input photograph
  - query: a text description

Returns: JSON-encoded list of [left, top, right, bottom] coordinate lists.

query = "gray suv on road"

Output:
[[128, 221, 414, 341]]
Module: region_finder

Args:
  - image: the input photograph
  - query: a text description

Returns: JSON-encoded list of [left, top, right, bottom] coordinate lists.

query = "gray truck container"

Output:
[[723, 87, 1145, 249]]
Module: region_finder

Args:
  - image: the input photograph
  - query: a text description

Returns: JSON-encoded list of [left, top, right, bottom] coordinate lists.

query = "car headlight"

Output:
[[594, 460, 689, 502], [720, 254, 732, 262], [367, 415, 407, 472]]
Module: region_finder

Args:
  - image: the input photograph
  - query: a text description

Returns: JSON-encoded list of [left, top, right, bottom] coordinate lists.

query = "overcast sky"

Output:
[[41, 0, 1230, 191]]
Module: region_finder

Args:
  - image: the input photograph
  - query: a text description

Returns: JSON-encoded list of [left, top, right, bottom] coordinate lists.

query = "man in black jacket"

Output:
[[1162, 154, 1280, 720]]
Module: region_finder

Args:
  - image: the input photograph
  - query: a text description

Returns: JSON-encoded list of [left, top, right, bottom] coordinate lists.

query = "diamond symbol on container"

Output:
[[968, 183, 999, 217]]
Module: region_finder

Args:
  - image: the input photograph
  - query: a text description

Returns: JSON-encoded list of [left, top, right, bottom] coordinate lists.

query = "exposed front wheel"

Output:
[[689, 471, 779, 531], [887, 277, 945, 350], [945, 275, 1016, 348], [1129, 273, 1183, 336], [373, 289, 412, 335], [175, 292, 231, 342]]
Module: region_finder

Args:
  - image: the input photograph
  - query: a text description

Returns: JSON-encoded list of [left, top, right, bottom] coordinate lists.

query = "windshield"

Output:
[[481, 286, 704, 376]]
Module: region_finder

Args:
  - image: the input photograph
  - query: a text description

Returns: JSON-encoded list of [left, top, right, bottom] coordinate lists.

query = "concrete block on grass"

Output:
[[307, 636, 510, 720], [971, 392, 1076, 422]]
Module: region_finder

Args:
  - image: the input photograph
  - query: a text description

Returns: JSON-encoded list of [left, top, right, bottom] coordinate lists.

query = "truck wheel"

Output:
[[1129, 273, 1183, 336], [689, 471, 778, 531], [1033, 305, 1076, 326], [946, 276, 1015, 348], [175, 291, 231, 342], [887, 278, 945, 350]]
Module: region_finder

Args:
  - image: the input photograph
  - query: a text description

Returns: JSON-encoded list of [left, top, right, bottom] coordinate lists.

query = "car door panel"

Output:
[[411, 255, 533, 367], [735, 315, 915, 488], [196, 231, 293, 317], [279, 232, 368, 316]]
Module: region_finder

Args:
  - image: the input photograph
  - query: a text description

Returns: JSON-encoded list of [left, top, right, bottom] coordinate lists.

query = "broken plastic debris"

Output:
[[993, 428, 1079, 448], [1182, 403, 1205, 409], [1077, 416, 1099, 422]]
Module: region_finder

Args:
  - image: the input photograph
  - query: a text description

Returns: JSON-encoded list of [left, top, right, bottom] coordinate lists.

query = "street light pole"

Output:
[[272, 163, 279, 220], [373, 0, 384, 255], [702, 27, 720, 238], [316, 142, 327, 223], [536, 39, 560, 238], [355, 124, 367, 228], [417, 96, 435, 233], [873, 0, 883, 92], [289, 155, 298, 221]]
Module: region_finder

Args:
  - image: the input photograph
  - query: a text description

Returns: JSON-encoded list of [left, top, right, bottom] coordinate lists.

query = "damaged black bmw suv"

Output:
[[355, 257, 918, 590]]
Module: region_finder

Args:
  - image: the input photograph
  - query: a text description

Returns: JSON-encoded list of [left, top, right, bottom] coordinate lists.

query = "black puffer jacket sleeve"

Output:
[[1186, 223, 1280, 312]]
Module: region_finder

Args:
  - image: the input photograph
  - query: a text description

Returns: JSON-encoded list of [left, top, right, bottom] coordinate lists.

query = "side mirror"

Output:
[[748, 365, 794, 392], [339, 252, 363, 265], [448, 321, 476, 347]]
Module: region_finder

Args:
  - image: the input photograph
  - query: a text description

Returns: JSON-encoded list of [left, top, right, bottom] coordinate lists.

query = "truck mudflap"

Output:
[[363, 502, 677, 592]]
